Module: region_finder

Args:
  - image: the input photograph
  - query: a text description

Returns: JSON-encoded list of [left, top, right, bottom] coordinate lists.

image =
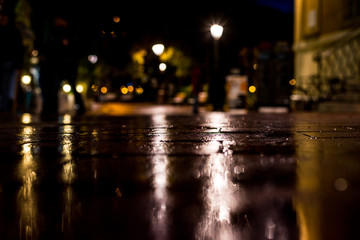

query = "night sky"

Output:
[[256, 0, 293, 12], [28, 0, 294, 65]]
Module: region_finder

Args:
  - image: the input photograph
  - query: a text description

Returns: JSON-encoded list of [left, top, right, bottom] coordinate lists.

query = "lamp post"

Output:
[[151, 43, 165, 103], [209, 24, 224, 111], [152, 43, 166, 73], [210, 24, 223, 70]]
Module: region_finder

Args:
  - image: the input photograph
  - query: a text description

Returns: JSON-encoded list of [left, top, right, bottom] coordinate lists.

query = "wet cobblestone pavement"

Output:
[[1, 111, 360, 239]]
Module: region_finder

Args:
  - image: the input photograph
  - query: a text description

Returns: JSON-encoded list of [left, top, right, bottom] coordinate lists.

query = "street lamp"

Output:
[[210, 24, 223, 40], [152, 44, 165, 56], [210, 24, 223, 70], [209, 24, 224, 111], [210, 24, 224, 70]]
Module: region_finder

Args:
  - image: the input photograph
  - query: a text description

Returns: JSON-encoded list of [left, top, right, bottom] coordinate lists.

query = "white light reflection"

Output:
[[197, 145, 240, 239], [197, 113, 240, 240], [151, 114, 169, 240], [265, 218, 277, 239], [18, 126, 38, 240], [207, 112, 227, 132], [203, 141, 221, 154], [59, 125, 76, 233]]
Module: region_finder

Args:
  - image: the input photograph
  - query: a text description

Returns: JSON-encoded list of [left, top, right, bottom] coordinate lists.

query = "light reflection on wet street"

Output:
[[1, 112, 360, 239], [151, 114, 169, 240], [18, 132, 38, 240]]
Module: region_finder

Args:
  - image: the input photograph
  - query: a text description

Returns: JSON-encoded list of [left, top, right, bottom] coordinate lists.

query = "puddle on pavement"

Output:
[[1, 113, 359, 239]]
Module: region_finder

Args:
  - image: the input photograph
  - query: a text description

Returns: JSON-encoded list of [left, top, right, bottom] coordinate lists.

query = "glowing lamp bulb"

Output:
[[210, 24, 224, 40], [21, 75, 31, 85], [152, 44, 165, 56]]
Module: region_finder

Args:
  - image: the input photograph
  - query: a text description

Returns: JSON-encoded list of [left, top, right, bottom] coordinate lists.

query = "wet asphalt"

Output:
[[1, 110, 360, 240]]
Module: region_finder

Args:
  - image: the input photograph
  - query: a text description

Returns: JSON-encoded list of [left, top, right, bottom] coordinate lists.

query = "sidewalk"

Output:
[[0, 110, 360, 239]]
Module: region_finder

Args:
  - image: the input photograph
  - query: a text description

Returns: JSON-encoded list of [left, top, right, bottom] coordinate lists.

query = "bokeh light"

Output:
[[21, 113, 32, 124], [21, 75, 31, 85], [136, 86, 144, 95], [31, 50, 38, 57], [76, 84, 84, 93], [63, 84, 72, 93], [159, 63, 167, 71], [152, 44, 165, 56], [113, 16, 120, 23], [289, 79, 296, 86], [127, 85, 134, 93], [249, 85, 256, 93], [91, 85, 98, 92], [334, 178, 348, 191], [101, 86, 108, 94], [121, 86, 128, 94], [88, 55, 98, 64]]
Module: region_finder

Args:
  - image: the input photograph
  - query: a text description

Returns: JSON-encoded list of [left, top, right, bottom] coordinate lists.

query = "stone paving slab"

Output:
[[0, 112, 360, 239]]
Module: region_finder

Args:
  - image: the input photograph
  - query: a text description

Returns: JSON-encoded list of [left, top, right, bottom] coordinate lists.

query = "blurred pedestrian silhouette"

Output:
[[191, 63, 204, 114], [39, 16, 85, 116], [0, 10, 24, 113]]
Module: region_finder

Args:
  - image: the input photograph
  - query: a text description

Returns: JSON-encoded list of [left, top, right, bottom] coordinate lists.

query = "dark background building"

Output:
[[1, 0, 295, 112]]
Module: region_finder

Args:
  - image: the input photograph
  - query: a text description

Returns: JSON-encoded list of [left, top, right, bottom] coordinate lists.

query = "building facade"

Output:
[[293, 0, 360, 110]]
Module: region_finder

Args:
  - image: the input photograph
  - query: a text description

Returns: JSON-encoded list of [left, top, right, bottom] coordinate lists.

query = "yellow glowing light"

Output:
[[63, 114, 72, 124], [23, 126, 33, 135], [91, 84, 98, 92], [21, 75, 31, 85], [100, 86, 108, 94], [132, 49, 147, 64], [76, 84, 84, 93], [159, 47, 174, 62], [113, 16, 120, 23], [249, 85, 256, 93], [289, 79, 296, 86], [121, 86, 128, 94], [63, 84, 72, 93], [159, 63, 167, 71], [136, 87, 144, 95], [127, 85, 134, 93], [22, 113, 32, 124]]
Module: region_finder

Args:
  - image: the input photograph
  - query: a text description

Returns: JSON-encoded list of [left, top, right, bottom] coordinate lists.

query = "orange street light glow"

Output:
[[113, 16, 120, 23], [101, 87, 108, 94], [127, 85, 134, 93], [289, 79, 296, 86], [136, 87, 144, 95]]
